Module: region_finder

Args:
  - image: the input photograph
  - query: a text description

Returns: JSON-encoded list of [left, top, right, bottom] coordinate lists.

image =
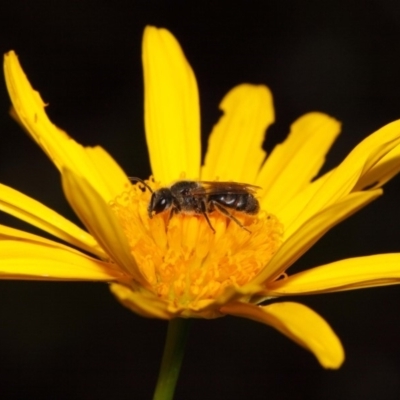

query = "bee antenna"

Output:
[[129, 177, 154, 193]]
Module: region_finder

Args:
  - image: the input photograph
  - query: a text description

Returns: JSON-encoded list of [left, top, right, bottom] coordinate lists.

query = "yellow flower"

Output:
[[3, 26, 400, 371]]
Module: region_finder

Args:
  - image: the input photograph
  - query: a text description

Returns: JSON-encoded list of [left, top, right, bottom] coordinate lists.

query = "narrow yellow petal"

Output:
[[61, 168, 148, 287], [257, 113, 340, 213], [253, 190, 381, 284], [221, 301, 344, 369], [84, 146, 133, 201], [354, 143, 400, 191], [285, 120, 400, 235], [0, 240, 126, 281], [110, 283, 171, 319], [0, 223, 98, 255], [201, 84, 274, 182], [268, 254, 400, 295], [143, 26, 201, 183], [0, 183, 105, 258], [275, 170, 332, 229], [4, 51, 131, 202]]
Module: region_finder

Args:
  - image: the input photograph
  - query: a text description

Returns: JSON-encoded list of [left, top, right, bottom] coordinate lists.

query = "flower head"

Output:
[[3, 26, 400, 369]]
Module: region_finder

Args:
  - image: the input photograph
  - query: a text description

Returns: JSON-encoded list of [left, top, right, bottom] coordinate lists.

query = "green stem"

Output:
[[152, 318, 191, 400]]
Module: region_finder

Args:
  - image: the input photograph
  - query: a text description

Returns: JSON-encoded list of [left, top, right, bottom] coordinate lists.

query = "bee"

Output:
[[130, 178, 260, 233]]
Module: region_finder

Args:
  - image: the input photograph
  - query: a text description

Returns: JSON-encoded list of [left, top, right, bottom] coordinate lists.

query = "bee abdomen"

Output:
[[210, 193, 259, 215], [235, 194, 259, 214]]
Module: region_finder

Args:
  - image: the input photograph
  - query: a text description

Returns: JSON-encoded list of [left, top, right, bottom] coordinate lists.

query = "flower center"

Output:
[[111, 179, 283, 310]]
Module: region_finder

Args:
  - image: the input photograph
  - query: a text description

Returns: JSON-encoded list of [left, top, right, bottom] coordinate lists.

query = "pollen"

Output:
[[110, 180, 283, 310]]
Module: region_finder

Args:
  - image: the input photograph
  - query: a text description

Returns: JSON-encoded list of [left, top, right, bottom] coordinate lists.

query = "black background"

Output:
[[1, 1, 400, 399]]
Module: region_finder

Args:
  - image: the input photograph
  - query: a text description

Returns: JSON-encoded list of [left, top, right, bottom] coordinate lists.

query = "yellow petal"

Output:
[[253, 189, 381, 284], [268, 254, 400, 295], [0, 183, 105, 258], [4, 51, 130, 202], [285, 119, 400, 235], [61, 168, 148, 287], [257, 112, 340, 213], [110, 283, 171, 319], [277, 170, 332, 230], [84, 146, 133, 201], [143, 26, 200, 183], [221, 301, 344, 369], [354, 143, 400, 191], [0, 223, 94, 253], [0, 240, 126, 281], [201, 84, 274, 182]]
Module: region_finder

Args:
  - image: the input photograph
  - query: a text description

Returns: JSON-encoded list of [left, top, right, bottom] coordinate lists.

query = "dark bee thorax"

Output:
[[170, 181, 205, 214]]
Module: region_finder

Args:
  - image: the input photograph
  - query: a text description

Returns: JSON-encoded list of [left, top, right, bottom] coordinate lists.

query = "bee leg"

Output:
[[212, 202, 251, 233], [168, 207, 177, 224], [164, 206, 178, 231], [200, 200, 216, 234]]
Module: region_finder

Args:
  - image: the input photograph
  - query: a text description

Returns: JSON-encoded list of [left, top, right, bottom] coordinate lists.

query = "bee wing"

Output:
[[190, 181, 261, 196]]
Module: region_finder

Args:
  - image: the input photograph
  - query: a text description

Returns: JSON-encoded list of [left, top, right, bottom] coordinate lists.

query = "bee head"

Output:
[[148, 189, 174, 218]]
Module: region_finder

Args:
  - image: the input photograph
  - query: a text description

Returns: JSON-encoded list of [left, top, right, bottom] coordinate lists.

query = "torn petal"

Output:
[[202, 84, 274, 183]]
